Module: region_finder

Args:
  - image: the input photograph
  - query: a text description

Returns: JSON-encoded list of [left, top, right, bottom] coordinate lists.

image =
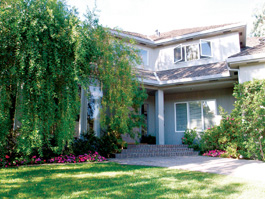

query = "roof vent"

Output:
[[223, 30, 231, 34], [155, 29, 160, 37]]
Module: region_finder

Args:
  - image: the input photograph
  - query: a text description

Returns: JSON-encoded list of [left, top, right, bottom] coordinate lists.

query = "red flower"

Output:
[[5, 155, 10, 159]]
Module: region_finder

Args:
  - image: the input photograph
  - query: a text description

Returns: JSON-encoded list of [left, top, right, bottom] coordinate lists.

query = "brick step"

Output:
[[115, 151, 199, 159], [121, 148, 193, 154], [127, 144, 189, 149]]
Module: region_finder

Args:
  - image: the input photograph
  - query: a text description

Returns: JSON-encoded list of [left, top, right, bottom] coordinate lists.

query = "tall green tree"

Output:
[[75, 11, 147, 140], [0, 0, 80, 157], [0, 0, 147, 159]]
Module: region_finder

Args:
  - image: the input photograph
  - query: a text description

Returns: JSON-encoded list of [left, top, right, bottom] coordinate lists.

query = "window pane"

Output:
[[189, 101, 202, 129], [186, 44, 199, 61], [176, 103, 187, 131], [140, 49, 148, 65], [174, 45, 182, 63], [201, 40, 212, 57], [203, 100, 215, 129]]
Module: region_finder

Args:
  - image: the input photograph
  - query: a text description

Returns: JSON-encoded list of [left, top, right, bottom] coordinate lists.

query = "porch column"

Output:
[[80, 87, 88, 136], [155, 89, 165, 145]]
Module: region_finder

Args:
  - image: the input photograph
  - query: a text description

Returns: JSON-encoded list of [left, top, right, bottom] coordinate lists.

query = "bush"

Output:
[[182, 129, 200, 151], [72, 130, 101, 156], [200, 80, 265, 160], [140, 135, 156, 144]]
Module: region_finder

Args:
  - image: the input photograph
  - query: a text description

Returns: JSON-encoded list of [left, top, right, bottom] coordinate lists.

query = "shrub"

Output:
[[72, 130, 101, 156], [182, 129, 200, 151]]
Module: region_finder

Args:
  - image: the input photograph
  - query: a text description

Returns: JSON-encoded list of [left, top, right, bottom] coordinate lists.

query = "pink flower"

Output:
[[5, 155, 10, 159], [32, 156, 36, 159]]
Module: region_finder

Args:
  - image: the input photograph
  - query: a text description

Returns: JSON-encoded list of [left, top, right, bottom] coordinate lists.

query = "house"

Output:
[[77, 23, 265, 145]]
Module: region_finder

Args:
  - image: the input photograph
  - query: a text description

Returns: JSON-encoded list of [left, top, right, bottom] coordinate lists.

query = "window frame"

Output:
[[174, 99, 217, 133], [173, 44, 183, 63], [200, 39, 213, 57], [173, 40, 213, 64]]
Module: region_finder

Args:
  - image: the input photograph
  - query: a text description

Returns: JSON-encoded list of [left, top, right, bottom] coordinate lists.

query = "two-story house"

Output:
[[78, 23, 265, 145]]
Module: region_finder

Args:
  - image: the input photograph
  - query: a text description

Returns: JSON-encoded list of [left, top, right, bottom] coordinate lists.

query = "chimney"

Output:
[[155, 29, 160, 37]]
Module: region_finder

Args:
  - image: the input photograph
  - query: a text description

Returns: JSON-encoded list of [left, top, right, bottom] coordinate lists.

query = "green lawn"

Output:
[[0, 162, 264, 199]]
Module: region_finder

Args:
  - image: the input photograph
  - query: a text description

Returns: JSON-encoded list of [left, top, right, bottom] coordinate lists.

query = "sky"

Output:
[[66, 0, 264, 36]]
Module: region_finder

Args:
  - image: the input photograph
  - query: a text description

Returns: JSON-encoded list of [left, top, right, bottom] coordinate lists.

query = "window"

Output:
[[175, 100, 216, 132], [174, 45, 183, 63], [173, 40, 212, 63], [186, 44, 200, 61], [200, 40, 212, 57], [139, 49, 148, 66]]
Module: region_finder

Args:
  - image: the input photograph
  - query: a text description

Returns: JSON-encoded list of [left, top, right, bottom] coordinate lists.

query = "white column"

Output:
[[80, 87, 88, 136], [155, 89, 165, 145], [93, 99, 101, 137]]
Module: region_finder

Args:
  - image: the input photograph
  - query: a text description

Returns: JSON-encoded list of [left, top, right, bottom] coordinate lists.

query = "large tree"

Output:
[[0, 0, 146, 159], [252, 3, 265, 37]]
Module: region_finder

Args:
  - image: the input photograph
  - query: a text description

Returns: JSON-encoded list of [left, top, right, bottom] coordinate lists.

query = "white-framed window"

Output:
[[173, 44, 183, 63], [173, 40, 212, 63], [186, 44, 200, 61], [174, 100, 216, 132], [200, 40, 212, 57], [139, 49, 149, 66]]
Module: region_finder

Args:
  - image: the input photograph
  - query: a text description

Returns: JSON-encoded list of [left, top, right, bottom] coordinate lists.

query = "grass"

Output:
[[0, 162, 265, 199]]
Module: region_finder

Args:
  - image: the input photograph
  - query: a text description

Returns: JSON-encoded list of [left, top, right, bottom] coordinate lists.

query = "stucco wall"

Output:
[[239, 63, 265, 83], [135, 32, 240, 72], [146, 88, 235, 145]]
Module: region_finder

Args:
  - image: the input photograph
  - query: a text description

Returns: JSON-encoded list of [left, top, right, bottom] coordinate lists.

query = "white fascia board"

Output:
[[109, 30, 156, 47], [140, 71, 231, 87], [227, 53, 265, 67]]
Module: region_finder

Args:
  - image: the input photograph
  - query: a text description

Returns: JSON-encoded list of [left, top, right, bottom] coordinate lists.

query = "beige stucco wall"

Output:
[[239, 63, 265, 83], [135, 32, 240, 71]]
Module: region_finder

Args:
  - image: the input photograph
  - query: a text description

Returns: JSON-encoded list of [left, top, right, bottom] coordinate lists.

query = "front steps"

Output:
[[115, 144, 199, 158]]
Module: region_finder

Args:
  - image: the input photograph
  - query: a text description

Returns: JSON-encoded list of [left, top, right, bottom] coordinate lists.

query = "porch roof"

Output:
[[136, 62, 230, 86]]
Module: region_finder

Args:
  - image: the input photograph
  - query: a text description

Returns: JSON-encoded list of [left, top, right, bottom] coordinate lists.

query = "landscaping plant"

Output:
[[200, 80, 265, 160]]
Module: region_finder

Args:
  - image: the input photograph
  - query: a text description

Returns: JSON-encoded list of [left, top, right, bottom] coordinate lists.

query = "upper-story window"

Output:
[[139, 49, 149, 66], [174, 40, 212, 63]]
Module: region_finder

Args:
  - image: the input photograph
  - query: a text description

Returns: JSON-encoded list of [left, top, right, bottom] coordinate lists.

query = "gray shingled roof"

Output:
[[136, 62, 229, 84], [230, 43, 265, 58], [121, 23, 234, 42]]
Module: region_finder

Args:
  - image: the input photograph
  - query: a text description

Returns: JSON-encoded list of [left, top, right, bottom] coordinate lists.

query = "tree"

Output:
[[252, 3, 265, 37], [0, 0, 147, 159], [75, 11, 147, 141]]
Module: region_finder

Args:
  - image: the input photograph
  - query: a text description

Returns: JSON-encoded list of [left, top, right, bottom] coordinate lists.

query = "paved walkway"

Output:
[[109, 156, 265, 183]]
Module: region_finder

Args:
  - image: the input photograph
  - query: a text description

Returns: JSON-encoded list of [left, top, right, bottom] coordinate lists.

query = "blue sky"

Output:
[[66, 0, 264, 36]]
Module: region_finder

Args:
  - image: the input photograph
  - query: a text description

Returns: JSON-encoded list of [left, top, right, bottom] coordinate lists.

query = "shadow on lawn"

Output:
[[0, 162, 245, 198]]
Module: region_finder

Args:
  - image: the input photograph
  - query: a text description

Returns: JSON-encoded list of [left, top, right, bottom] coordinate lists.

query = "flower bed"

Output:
[[202, 150, 228, 157], [1, 151, 106, 168]]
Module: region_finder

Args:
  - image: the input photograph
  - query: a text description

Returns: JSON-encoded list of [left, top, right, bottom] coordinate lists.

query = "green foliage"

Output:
[[182, 129, 200, 151], [72, 129, 126, 158], [0, 0, 146, 160], [0, 0, 79, 158], [72, 130, 101, 156], [200, 80, 265, 160], [251, 3, 265, 37], [200, 108, 243, 158], [75, 13, 147, 138]]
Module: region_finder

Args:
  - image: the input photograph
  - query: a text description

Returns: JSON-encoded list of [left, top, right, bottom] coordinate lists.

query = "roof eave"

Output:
[[111, 23, 247, 47], [227, 53, 265, 68], [141, 72, 231, 87]]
